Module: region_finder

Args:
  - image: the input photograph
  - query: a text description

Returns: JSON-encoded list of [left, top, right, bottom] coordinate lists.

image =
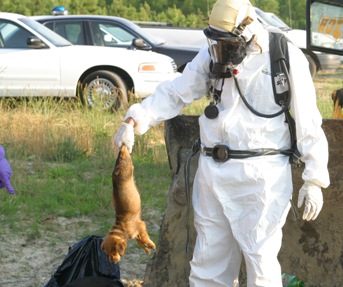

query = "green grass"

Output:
[[0, 97, 171, 243], [313, 67, 343, 118]]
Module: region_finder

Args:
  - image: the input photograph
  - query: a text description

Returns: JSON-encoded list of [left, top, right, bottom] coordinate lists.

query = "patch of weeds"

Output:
[[93, 219, 114, 236], [0, 193, 19, 212], [27, 220, 41, 240], [50, 137, 85, 162], [49, 239, 59, 247], [47, 166, 70, 179], [94, 129, 109, 139]]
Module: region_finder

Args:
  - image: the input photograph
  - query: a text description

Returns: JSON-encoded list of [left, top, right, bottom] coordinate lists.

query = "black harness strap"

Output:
[[269, 32, 301, 165], [269, 32, 290, 106]]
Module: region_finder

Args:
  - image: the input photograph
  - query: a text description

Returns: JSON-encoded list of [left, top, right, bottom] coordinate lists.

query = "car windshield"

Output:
[[121, 19, 166, 46], [266, 13, 292, 31], [20, 17, 72, 47], [255, 8, 291, 31]]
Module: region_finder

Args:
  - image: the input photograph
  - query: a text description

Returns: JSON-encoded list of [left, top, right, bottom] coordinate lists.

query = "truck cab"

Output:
[[306, 0, 343, 56], [306, 0, 343, 118]]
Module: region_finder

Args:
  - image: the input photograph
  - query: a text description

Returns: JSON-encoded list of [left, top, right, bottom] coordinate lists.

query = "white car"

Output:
[[0, 12, 180, 110]]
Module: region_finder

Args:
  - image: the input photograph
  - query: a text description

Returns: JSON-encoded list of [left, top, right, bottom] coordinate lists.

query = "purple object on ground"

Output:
[[0, 145, 15, 194]]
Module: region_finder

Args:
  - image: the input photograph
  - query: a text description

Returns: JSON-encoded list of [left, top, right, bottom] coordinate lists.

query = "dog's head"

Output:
[[101, 233, 127, 263]]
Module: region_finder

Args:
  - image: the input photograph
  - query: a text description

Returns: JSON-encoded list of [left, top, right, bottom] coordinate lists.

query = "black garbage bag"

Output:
[[64, 276, 122, 287], [44, 235, 124, 287]]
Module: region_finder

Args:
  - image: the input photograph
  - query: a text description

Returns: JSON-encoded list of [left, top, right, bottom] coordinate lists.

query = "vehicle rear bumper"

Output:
[[317, 53, 341, 70], [134, 72, 181, 98]]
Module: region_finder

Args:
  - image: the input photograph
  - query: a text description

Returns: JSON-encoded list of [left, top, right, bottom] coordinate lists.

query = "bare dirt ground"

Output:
[[0, 216, 155, 287]]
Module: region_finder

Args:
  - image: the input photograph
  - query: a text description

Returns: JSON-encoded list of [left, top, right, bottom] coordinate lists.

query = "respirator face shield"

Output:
[[204, 26, 247, 78]]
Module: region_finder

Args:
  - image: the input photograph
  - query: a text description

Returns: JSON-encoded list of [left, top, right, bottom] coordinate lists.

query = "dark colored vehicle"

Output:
[[33, 14, 199, 73]]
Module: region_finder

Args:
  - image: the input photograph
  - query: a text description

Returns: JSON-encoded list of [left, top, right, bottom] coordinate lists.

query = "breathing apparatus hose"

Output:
[[233, 59, 292, 118], [184, 139, 200, 254]]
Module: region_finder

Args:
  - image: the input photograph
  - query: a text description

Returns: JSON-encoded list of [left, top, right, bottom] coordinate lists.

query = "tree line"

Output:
[[0, 0, 307, 29]]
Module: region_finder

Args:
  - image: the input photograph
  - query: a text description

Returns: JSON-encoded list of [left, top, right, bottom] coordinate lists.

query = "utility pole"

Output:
[[288, 0, 293, 28], [207, 0, 210, 16]]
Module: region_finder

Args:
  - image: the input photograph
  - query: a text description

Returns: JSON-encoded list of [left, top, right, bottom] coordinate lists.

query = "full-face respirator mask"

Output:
[[203, 16, 254, 79], [204, 27, 247, 79], [203, 16, 254, 119]]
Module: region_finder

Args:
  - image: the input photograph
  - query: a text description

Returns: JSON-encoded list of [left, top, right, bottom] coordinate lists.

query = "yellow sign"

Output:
[[317, 17, 343, 40]]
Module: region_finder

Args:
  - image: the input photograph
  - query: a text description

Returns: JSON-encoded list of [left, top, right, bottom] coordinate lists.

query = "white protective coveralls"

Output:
[[120, 1, 330, 286]]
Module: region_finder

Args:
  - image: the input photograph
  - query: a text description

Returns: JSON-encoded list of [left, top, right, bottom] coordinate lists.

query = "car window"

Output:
[[0, 20, 34, 48], [0, 31, 3, 47], [43, 21, 83, 45], [20, 17, 72, 47], [265, 13, 292, 31], [89, 20, 136, 47]]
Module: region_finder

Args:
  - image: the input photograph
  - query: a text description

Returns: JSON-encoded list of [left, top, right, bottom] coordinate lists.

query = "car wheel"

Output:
[[80, 70, 128, 110], [305, 54, 317, 78]]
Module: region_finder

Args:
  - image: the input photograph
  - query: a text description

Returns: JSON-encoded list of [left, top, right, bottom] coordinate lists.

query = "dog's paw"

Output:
[[136, 235, 156, 254], [101, 234, 127, 263]]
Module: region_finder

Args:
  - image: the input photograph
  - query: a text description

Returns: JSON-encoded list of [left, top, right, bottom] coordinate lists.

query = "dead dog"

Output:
[[101, 145, 156, 263], [332, 89, 343, 119]]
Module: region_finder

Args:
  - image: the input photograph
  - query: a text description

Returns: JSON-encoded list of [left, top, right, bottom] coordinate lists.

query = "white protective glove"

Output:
[[297, 182, 323, 221], [113, 122, 134, 153]]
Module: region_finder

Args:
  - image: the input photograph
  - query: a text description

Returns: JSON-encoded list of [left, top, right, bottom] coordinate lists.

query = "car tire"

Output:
[[80, 70, 129, 110], [305, 54, 317, 78]]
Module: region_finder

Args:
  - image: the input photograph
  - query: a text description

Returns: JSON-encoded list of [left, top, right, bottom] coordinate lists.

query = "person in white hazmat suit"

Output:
[[113, 0, 330, 286]]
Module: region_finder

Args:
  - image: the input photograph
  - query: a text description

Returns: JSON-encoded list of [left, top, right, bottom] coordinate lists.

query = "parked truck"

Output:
[[306, 0, 343, 118]]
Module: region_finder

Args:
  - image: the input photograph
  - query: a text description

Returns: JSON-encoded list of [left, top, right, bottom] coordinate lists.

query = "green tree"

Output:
[[252, 0, 279, 14], [29, 0, 55, 15], [2, 0, 30, 15], [279, 0, 306, 29], [279, 0, 293, 27], [105, 0, 130, 17], [2, 0, 307, 29], [136, 3, 151, 21], [145, 0, 170, 12], [289, 0, 306, 29], [69, 0, 100, 14], [164, 6, 187, 26], [97, 0, 114, 14], [0, 0, 11, 12]]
